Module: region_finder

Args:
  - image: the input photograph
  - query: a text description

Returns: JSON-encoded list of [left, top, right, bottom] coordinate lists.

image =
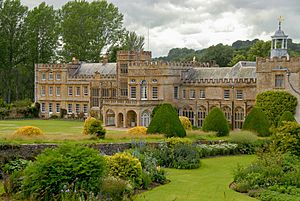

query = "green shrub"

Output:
[[171, 143, 200, 169], [179, 116, 192, 130], [101, 176, 133, 201], [21, 144, 106, 201], [147, 103, 186, 138], [60, 108, 67, 118], [106, 152, 143, 187], [278, 111, 296, 127], [202, 107, 229, 136], [14, 126, 43, 136], [256, 91, 297, 126], [83, 116, 96, 135], [273, 122, 300, 156], [165, 137, 192, 148], [230, 131, 258, 144], [242, 107, 270, 136], [88, 119, 106, 139]]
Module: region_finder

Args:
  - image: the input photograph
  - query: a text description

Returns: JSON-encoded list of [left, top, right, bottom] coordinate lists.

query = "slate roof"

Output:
[[75, 63, 116, 76], [183, 61, 256, 80]]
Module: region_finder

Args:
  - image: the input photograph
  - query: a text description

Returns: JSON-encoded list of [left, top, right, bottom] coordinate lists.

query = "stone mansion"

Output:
[[35, 22, 300, 129]]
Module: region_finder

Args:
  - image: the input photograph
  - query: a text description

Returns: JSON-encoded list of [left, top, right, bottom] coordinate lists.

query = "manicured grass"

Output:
[[134, 155, 257, 201]]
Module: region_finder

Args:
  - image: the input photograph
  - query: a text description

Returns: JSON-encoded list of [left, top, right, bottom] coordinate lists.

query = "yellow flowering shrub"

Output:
[[127, 126, 147, 135], [165, 137, 192, 148], [14, 126, 43, 136], [179, 116, 192, 130], [106, 152, 143, 187], [82, 116, 96, 135]]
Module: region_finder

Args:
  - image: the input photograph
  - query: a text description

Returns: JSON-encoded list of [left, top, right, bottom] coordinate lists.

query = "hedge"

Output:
[[242, 107, 270, 136]]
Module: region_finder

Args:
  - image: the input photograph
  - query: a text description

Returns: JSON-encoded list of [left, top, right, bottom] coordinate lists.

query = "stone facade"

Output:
[[35, 23, 300, 128]]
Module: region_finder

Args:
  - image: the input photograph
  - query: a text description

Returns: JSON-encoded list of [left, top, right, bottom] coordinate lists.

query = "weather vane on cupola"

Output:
[[271, 16, 289, 59]]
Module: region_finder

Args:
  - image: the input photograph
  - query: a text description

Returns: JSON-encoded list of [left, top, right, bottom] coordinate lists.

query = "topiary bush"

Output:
[[106, 152, 143, 187], [14, 126, 43, 136], [278, 111, 296, 127], [147, 103, 186, 137], [88, 119, 106, 139], [21, 144, 107, 201], [127, 126, 147, 135], [179, 116, 192, 130], [256, 90, 297, 126], [82, 116, 96, 135], [202, 107, 229, 136], [242, 107, 270, 137]]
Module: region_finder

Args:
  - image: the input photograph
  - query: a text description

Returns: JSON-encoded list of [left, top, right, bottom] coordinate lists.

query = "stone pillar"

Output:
[[136, 110, 140, 126], [123, 111, 127, 128]]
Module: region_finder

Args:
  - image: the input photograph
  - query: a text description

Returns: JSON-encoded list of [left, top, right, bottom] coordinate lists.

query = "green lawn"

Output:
[[134, 155, 257, 201]]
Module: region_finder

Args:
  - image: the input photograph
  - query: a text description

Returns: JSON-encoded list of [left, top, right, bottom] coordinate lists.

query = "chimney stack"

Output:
[[102, 54, 108, 64]]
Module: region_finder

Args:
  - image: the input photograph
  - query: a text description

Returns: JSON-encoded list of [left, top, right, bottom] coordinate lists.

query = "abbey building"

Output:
[[35, 21, 300, 129]]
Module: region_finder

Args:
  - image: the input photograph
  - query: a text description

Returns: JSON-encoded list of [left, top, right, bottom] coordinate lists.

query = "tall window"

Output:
[[56, 103, 60, 113], [56, 86, 60, 96], [234, 107, 244, 129], [152, 87, 158, 99], [76, 104, 80, 114], [83, 104, 88, 114], [120, 82, 128, 96], [68, 86, 73, 96], [49, 72, 53, 80], [236, 90, 243, 100], [76, 87, 81, 96], [120, 63, 128, 74], [199, 89, 205, 99], [41, 86, 45, 96], [91, 88, 99, 107], [68, 104, 72, 114], [174, 86, 179, 99], [102, 88, 109, 97], [56, 73, 61, 80], [41, 103, 45, 112], [182, 107, 194, 125], [275, 74, 284, 88], [112, 88, 117, 97], [224, 89, 230, 99], [49, 103, 53, 113], [141, 111, 151, 127], [42, 73, 46, 80], [141, 80, 147, 100], [130, 86, 136, 99], [190, 89, 195, 99], [182, 89, 186, 99], [83, 86, 88, 96], [49, 86, 53, 96], [222, 106, 231, 122], [198, 107, 206, 127]]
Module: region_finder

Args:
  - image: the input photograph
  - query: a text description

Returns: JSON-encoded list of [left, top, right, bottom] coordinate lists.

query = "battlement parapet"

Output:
[[36, 63, 67, 69], [128, 61, 215, 68], [257, 56, 300, 63], [181, 77, 257, 85]]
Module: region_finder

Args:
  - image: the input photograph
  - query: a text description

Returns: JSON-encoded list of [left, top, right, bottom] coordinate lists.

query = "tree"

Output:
[[246, 40, 271, 61], [147, 103, 186, 137], [199, 44, 234, 67], [242, 107, 270, 136], [256, 91, 297, 126], [123, 31, 144, 51], [60, 0, 124, 62], [278, 111, 296, 127], [0, 0, 28, 103], [202, 107, 229, 136], [228, 53, 246, 66]]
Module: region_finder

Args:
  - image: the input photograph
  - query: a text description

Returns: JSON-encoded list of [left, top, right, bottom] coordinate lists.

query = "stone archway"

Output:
[[197, 106, 207, 128], [105, 109, 115, 126], [117, 113, 124, 128], [234, 107, 244, 129], [127, 110, 137, 127]]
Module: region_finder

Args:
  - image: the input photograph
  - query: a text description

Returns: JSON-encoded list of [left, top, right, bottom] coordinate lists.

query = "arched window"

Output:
[[182, 107, 194, 125], [234, 107, 244, 129], [141, 80, 147, 100], [197, 106, 206, 127], [141, 111, 151, 127], [222, 106, 231, 122], [106, 109, 115, 126]]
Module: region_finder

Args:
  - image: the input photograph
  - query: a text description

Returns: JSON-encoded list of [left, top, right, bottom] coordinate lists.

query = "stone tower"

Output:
[[270, 16, 289, 59]]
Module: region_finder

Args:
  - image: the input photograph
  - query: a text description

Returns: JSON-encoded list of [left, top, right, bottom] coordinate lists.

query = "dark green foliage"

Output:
[[278, 111, 296, 127], [243, 107, 270, 136], [202, 107, 229, 136], [273, 122, 300, 156], [147, 103, 186, 137], [87, 119, 106, 139], [256, 91, 297, 126], [21, 144, 107, 201], [171, 143, 200, 169], [60, 108, 67, 118]]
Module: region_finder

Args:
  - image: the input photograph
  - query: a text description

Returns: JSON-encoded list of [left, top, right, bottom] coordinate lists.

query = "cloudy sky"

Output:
[[21, 0, 300, 57]]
